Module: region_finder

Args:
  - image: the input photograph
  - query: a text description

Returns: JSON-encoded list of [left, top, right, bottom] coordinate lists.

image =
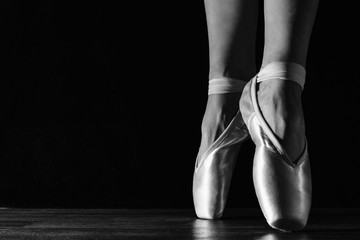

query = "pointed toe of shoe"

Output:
[[252, 146, 312, 232], [194, 206, 223, 220], [269, 217, 306, 232], [192, 151, 234, 220], [193, 165, 225, 220]]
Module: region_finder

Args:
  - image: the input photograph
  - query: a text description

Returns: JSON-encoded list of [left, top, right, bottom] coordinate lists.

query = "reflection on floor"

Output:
[[0, 208, 359, 239]]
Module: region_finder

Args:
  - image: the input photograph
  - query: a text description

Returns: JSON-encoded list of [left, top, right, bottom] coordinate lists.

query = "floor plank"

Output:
[[0, 208, 359, 239]]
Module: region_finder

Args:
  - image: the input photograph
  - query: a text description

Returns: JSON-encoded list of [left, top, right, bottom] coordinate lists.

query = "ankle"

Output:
[[259, 79, 302, 98], [257, 79, 305, 139], [201, 93, 241, 137]]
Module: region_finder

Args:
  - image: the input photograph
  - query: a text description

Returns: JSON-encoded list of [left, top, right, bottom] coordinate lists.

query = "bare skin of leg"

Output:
[[198, 0, 258, 159], [258, 0, 319, 161]]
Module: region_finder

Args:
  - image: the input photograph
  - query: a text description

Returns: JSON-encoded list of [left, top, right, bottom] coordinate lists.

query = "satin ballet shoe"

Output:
[[239, 62, 312, 232], [193, 77, 249, 219]]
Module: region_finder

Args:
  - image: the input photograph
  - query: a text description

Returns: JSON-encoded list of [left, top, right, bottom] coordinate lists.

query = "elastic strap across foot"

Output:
[[208, 77, 247, 95], [257, 61, 306, 90]]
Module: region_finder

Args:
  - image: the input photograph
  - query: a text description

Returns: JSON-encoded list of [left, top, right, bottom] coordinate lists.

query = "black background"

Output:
[[0, 1, 359, 208]]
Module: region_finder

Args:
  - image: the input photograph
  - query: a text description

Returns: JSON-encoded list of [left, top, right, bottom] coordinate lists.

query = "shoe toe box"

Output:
[[269, 217, 307, 232]]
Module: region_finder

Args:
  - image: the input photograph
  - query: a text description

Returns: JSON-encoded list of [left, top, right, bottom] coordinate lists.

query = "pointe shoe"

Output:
[[239, 62, 312, 232], [193, 77, 249, 219]]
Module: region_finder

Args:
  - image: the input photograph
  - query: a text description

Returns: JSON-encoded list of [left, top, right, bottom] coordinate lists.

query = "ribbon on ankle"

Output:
[[257, 61, 306, 90]]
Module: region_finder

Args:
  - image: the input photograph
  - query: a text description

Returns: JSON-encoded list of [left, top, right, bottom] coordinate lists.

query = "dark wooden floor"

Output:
[[0, 208, 359, 239]]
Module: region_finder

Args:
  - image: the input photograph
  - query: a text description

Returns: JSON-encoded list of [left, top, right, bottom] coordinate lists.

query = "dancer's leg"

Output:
[[262, 0, 319, 66], [258, 0, 319, 161], [198, 0, 258, 158]]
